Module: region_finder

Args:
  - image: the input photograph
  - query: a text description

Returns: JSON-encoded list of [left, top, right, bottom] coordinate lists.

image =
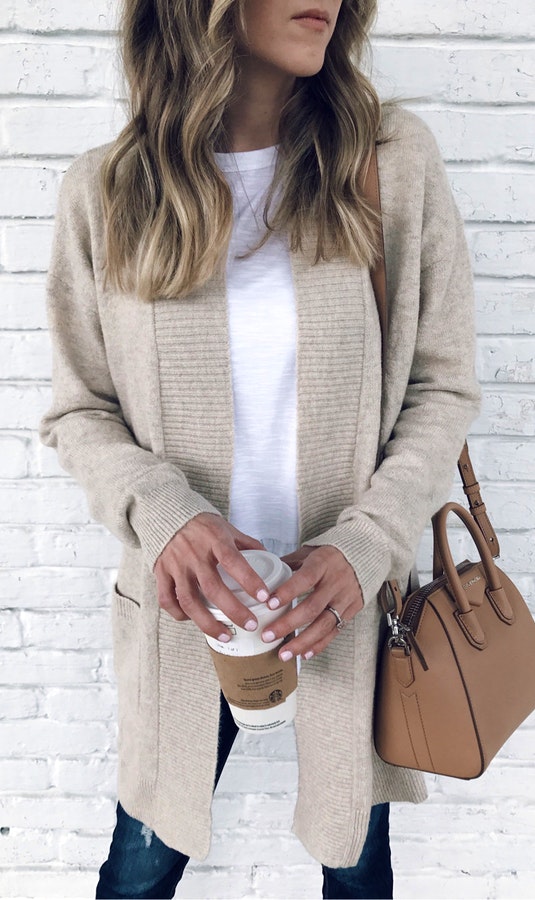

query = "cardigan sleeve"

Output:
[[305, 124, 482, 604], [39, 157, 222, 571]]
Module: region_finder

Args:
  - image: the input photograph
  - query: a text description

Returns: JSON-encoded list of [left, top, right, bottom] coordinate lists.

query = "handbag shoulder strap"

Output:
[[361, 147, 500, 560], [457, 444, 499, 557]]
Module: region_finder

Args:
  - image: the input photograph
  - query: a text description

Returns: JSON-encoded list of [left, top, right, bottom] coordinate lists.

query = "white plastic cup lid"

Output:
[[218, 549, 285, 591], [203, 550, 289, 610]]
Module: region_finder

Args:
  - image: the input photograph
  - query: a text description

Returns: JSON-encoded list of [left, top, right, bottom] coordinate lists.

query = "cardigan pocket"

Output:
[[111, 580, 160, 801], [111, 584, 141, 713]]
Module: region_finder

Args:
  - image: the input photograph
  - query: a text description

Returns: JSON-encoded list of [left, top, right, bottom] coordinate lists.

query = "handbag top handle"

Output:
[[360, 146, 499, 559]]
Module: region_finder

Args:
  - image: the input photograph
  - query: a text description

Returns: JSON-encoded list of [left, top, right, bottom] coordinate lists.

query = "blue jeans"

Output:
[[96, 697, 393, 899]]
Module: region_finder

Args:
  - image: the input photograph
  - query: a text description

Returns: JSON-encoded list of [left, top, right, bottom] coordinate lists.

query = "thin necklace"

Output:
[[230, 151, 265, 233]]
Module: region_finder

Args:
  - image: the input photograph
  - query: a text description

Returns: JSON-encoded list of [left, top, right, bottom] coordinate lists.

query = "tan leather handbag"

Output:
[[363, 149, 535, 779], [375, 503, 535, 778]]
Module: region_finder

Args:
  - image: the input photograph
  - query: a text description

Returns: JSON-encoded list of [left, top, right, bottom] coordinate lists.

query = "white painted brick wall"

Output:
[[0, 1, 533, 897]]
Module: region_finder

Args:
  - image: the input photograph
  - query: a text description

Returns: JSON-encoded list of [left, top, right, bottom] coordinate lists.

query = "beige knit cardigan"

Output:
[[40, 106, 480, 868]]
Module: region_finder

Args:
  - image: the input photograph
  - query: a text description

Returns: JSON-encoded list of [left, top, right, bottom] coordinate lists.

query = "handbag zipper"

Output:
[[386, 560, 473, 671]]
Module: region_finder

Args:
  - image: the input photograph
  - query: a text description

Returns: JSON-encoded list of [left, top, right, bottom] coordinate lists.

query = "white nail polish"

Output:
[[218, 633, 231, 643], [257, 589, 269, 602]]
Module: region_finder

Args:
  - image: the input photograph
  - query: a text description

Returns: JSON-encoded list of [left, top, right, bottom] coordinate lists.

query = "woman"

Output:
[[40, 0, 480, 897]]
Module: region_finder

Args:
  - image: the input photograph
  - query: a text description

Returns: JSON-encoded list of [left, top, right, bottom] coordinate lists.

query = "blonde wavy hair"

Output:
[[102, 0, 383, 301]]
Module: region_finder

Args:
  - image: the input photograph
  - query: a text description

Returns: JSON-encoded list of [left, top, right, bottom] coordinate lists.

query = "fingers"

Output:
[[265, 548, 329, 611], [212, 540, 270, 604], [260, 545, 364, 661], [300, 618, 346, 661], [195, 562, 261, 632], [172, 591, 235, 643], [154, 518, 363, 660], [156, 569, 189, 621], [157, 566, 251, 641], [154, 513, 272, 637], [268, 545, 361, 613], [180, 515, 271, 601], [281, 598, 362, 661], [269, 596, 363, 663]]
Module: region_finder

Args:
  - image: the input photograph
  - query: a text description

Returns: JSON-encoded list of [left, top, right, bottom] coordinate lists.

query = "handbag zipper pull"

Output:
[[407, 630, 429, 672], [387, 613, 410, 652], [386, 614, 429, 671]]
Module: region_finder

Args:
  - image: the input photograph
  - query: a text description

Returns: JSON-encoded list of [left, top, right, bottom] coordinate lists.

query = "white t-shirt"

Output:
[[215, 146, 299, 558]]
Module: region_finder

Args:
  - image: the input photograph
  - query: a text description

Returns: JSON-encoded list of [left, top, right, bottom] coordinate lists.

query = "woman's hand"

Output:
[[154, 513, 271, 642], [263, 545, 364, 661]]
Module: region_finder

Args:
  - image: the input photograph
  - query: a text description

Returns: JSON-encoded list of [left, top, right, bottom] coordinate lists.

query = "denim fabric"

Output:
[[96, 697, 393, 899], [96, 804, 190, 900], [321, 803, 393, 899]]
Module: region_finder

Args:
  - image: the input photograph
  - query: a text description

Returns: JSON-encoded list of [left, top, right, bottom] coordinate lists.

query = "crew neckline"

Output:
[[215, 144, 278, 173]]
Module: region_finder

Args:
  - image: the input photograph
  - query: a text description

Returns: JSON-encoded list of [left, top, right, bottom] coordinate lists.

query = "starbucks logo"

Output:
[[269, 690, 283, 703]]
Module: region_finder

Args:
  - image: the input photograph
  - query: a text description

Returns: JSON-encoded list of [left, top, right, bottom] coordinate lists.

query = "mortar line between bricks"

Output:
[[2, 93, 535, 106], [405, 101, 535, 112], [474, 275, 535, 285], [0, 93, 124, 103], [0, 98, 127, 108], [4, 219, 535, 232], [467, 219, 535, 226], [473, 274, 535, 283], [0, 272, 47, 279], [8, 32, 534, 48], [476, 333, 535, 341], [0, 156, 85, 165], [4, 157, 535, 175], [445, 161, 535, 173], [0, 27, 534, 43], [0, 27, 119, 37], [478, 382, 535, 391], [373, 36, 535, 48], [0, 216, 56, 224], [2, 97, 535, 112], [395, 100, 535, 109], [0, 32, 118, 47], [0, 157, 71, 164], [465, 221, 535, 232]]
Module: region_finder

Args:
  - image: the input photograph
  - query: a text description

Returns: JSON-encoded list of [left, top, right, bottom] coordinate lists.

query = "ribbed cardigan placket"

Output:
[[148, 247, 377, 863], [152, 247, 367, 537]]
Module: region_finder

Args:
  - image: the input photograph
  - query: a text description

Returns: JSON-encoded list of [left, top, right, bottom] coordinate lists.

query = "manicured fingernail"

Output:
[[244, 619, 257, 632], [262, 630, 276, 642], [268, 596, 280, 610], [304, 651, 314, 660], [280, 650, 293, 662], [256, 589, 269, 602], [218, 633, 231, 643]]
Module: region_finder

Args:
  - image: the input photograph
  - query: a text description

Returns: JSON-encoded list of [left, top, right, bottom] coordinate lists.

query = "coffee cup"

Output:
[[204, 550, 297, 733]]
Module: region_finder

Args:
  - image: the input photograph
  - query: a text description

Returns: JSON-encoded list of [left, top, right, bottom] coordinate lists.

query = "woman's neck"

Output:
[[224, 59, 295, 152]]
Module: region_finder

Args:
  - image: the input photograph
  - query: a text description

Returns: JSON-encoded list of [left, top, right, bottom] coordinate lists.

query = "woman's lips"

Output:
[[292, 9, 330, 31]]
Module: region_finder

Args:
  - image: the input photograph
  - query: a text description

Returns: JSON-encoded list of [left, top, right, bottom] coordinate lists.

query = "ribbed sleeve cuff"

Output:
[[304, 516, 391, 606], [129, 481, 222, 571]]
